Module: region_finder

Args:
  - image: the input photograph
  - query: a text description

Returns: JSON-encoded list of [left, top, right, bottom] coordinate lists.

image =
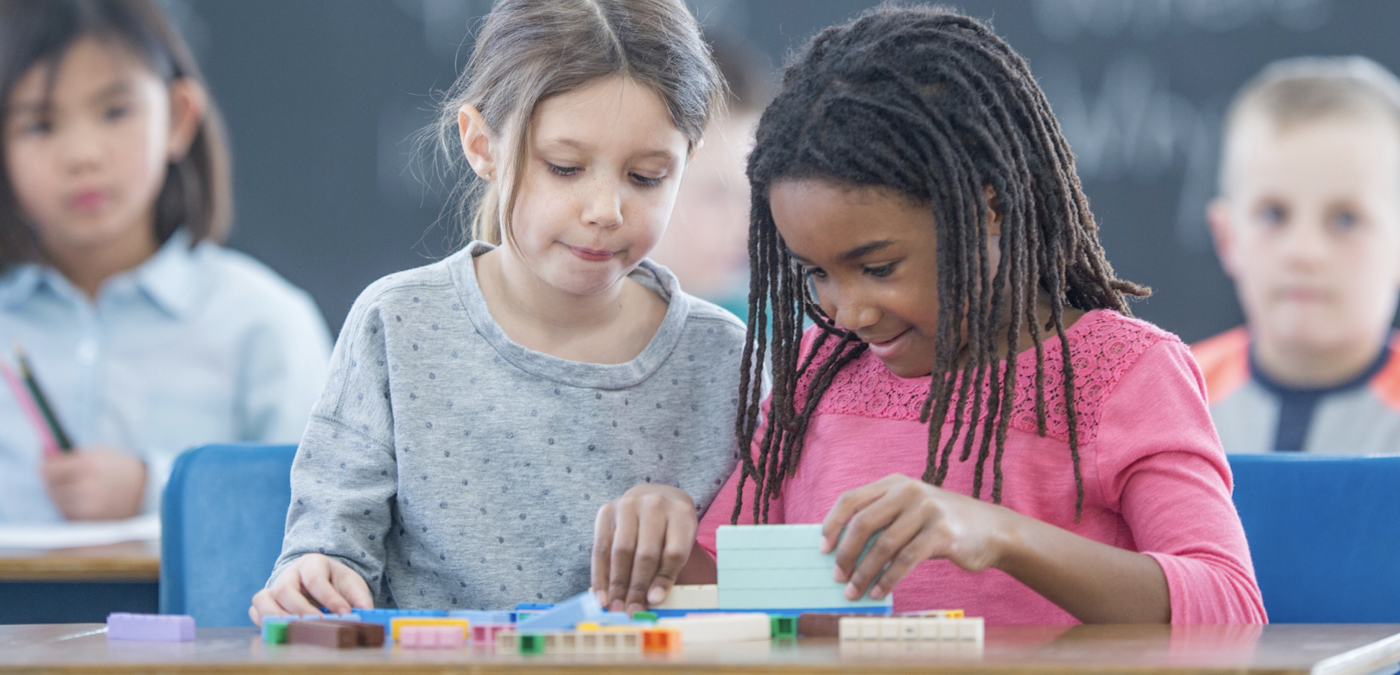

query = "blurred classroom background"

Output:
[[179, 0, 1387, 343]]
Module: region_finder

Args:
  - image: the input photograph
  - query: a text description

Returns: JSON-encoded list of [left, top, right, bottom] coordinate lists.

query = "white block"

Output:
[[653, 584, 719, 610], [878, 619, 901, 640], [657, 613, 769, 644], [919, 618, 947, 640], [958, 617, 985, 642], [898, 618, 920, 640]]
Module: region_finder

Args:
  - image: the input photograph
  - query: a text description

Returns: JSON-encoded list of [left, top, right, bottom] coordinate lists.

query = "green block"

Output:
[[716, 548, 831, 571], [631, 611, 657, 623], [771, 615, 797, 638], [519, 632, 545, 654], [263, 621, 287, 644], [717, 524, 824, 550], [718, 587, 892, 610], [720, 567, 845, 590]]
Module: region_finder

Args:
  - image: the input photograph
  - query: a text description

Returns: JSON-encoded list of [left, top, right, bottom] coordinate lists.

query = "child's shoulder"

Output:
[[197, 242, 321, 321], [344, 250, 466, 320]]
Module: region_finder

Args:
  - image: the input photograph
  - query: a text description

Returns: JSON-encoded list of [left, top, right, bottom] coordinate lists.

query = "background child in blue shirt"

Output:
[[0, 0, 330, 522]]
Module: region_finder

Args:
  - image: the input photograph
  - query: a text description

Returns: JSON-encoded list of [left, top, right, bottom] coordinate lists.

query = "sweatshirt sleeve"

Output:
[[1094, 339, 1267, 624], [265, 285, 398, 603]]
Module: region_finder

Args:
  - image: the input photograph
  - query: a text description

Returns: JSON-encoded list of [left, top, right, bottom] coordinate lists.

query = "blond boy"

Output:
[[1195, 56, 1400, 453]]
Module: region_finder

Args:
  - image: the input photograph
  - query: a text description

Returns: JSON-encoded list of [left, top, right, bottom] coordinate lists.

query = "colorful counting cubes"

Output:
[[106, 613, 194, 642], [715, 525, 893, 611]]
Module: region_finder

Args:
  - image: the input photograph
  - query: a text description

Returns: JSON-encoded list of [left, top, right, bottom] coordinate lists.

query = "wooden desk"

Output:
[[3, 623, 1399, 675], [0, 541, 159, 624], [0, 540, 159, 581]]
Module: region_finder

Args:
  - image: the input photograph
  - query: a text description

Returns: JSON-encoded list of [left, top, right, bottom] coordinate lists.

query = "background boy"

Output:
[[1195, 56, 1400, 453]]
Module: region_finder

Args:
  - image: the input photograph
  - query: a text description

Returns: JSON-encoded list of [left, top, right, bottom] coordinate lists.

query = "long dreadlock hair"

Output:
[[732, 4, 1148, 525]]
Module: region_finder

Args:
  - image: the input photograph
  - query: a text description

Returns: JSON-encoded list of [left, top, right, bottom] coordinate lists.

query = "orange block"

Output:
[[642, 627, 681, 652]]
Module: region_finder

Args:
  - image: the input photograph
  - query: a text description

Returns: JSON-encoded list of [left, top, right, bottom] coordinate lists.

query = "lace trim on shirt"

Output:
[[792, 311, 1172, 443]]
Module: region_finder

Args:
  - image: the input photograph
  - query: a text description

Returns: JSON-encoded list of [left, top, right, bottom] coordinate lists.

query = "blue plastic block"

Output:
[[514, 602, 555, 611], [448, 610, 513, 624], [515, 591, 604, 631], [594, 611, 634, 625]]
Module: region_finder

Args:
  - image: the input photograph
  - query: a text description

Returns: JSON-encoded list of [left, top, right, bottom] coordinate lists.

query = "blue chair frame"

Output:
[[160, 443, 297, 627], [1229, 454, 1400, 623]]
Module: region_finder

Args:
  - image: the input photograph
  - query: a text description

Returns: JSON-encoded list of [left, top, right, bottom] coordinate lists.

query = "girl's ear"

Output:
[[687, 138, 704, 165], [458, 104, 498, 181], [983, 184, 1003, 237], [166, 78, 206, 163]]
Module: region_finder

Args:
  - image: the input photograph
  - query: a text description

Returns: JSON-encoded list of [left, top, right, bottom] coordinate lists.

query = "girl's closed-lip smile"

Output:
[[67, 188, 107, 212], [864, 328, 912, 360], [568, 244, 616, 261]]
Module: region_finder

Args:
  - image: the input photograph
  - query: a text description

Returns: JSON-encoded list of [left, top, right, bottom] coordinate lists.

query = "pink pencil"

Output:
[[0, 358, 60, 458]]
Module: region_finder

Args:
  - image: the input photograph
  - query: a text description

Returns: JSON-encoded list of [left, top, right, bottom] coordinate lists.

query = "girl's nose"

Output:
[[831, 294, 880, 333], [582, 175, 623, 228], [58, 124, 103, 173]]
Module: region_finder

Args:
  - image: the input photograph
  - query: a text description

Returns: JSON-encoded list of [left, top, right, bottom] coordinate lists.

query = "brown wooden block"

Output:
[[798, 613, 858, 638], [321, 620, 386, 648], [287, 621, 357, 648]]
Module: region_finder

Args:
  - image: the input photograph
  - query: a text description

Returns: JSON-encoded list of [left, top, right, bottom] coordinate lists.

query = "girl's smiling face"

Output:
[[4, 36, 193, 259], [506, 76, 690, 296], [770, 179, 950, 378]]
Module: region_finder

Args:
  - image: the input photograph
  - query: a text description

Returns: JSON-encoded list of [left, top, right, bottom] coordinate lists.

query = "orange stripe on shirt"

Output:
[[1368, 332, 1400, 414], [1191, 327, 1250, 406]]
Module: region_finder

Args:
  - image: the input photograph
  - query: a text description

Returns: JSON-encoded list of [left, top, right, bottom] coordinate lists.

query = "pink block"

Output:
[[106, 613, 195, 642], [471, 623, 507, 645], [400, 625, 464, 649]]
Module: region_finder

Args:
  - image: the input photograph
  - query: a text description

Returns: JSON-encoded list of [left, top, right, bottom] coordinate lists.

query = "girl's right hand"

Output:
[[591, 484, 699, 615], [248, 553, 374, 625]]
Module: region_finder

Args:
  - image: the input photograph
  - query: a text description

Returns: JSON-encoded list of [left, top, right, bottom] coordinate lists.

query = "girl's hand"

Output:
[[41, 446, 146, 521], [591, 484, 699, 614], [248, 553, 373, 625], [820, 473, 1012, 601]]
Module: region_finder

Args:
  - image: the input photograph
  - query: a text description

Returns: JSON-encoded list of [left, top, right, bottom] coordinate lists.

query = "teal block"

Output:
[[717, 548, 832, 571], [716, 524, 824, 550], [719, 567, 845, 590], [717, 587, 891, 610]]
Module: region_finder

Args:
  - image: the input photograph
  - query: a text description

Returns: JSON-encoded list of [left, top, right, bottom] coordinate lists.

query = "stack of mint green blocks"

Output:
[[716, 524, 893, 611]]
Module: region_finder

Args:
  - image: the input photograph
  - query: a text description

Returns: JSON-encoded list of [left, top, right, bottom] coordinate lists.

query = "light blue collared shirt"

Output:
[[0, 231, 333, 522]]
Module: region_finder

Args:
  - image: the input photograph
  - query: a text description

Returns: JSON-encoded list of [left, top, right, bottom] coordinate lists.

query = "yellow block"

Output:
[[576, 622, 601, 631], [389, 617, 469, 642]]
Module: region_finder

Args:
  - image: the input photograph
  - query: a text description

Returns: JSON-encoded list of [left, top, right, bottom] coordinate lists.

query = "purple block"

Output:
[[106, 613, 195, 642]]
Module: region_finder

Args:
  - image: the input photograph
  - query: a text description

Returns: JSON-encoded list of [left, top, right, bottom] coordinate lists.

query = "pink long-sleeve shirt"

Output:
[[697, 310, 1266, 625]]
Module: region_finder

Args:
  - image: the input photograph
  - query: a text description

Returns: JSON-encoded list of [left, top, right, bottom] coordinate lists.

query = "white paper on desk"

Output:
[[0, 513, 160, 549]]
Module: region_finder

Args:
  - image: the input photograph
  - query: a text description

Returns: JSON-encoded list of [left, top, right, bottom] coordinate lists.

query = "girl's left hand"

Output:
[[820, 473, 1013, 601]]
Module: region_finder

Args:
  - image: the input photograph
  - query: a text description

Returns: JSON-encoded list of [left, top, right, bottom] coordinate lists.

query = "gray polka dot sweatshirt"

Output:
[[268, 242, 744, 610]]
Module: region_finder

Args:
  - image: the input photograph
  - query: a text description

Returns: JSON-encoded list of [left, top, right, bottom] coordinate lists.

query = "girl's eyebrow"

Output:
[[87, 80, 132, 103], [840, 240, 895, 261], [539, 137, 678, 163]]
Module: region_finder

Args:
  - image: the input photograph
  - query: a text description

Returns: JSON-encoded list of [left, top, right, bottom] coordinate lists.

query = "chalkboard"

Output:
[[184, 0, 1392, 343]]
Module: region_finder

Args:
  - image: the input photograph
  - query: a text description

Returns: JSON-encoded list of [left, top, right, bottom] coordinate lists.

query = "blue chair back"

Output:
[[160, 443, 296, 627], [1229, 454, 1400, 623]]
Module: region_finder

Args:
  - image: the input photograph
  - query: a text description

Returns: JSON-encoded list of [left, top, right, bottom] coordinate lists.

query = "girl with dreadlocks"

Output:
[[604, 4, 1266, 624]]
